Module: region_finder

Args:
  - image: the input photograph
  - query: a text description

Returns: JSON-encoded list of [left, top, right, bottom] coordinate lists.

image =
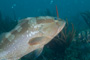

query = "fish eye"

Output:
[[54, 17, 60, 20], [54, 17, 58, 20], [54, 17, 63, 21]]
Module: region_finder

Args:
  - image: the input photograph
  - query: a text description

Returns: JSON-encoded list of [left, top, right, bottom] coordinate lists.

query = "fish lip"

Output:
[[56, 20, 66, 35]]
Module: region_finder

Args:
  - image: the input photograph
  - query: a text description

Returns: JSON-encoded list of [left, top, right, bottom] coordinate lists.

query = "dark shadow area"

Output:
[[0, 11, 18, 34]]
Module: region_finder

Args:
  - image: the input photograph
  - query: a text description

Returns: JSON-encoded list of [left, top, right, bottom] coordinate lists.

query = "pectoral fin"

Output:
[[34, 47, 43, 58], [28, 37, 46, 45], [23, 47, 43, 59]]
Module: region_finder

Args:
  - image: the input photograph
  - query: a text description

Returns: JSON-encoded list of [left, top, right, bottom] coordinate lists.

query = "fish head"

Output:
[[28, 16, 66, 46], [37, 17, 65, 38]]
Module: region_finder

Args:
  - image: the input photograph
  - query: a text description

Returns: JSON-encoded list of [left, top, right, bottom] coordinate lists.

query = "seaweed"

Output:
[[64, 29, 90, 60], [0, 10, 18, 34], [47, 19, 76, 50], [81, 11, 90, 28], [59, 20, 76, 47]]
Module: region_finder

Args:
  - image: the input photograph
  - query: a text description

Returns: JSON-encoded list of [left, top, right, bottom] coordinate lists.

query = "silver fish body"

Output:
[[0, 16, 66, 60]]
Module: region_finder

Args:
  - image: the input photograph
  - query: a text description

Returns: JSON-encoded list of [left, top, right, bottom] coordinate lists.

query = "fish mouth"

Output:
[[54, 18, 66, 35]]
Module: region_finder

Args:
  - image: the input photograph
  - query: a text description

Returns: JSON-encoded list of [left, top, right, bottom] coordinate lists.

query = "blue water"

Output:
[[0, 0, 90, 60], [0, 0, 89, 18], [0, 0, 90, 30]]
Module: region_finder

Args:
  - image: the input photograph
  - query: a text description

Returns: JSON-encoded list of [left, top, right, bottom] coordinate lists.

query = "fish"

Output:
[[0, 16, 66, 60]]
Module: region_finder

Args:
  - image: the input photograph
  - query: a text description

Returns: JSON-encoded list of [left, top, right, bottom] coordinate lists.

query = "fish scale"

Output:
[[0, 16, 66, 60]]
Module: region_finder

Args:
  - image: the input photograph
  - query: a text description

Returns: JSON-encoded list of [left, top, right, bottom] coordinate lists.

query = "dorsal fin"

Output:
[[22, 46, 44, 60]]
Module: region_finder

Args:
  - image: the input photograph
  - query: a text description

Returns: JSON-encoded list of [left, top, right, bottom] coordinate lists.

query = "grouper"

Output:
[[0, 16, 66, 60]]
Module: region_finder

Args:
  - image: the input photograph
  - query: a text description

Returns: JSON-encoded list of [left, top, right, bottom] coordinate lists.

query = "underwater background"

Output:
[[0, 0, 90, 60]]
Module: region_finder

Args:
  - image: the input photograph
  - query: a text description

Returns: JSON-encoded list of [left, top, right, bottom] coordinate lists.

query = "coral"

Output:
[[64, 29, 90, 60]]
